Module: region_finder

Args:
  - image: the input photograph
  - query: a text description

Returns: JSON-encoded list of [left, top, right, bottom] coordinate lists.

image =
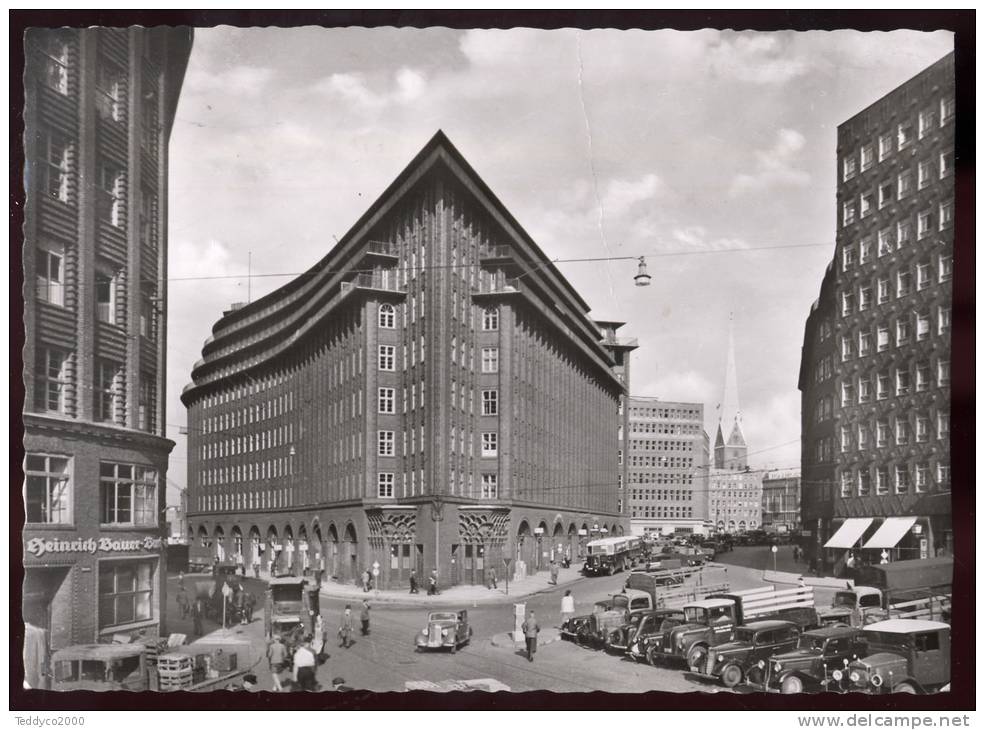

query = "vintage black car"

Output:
[[414, 610, 472, 653], [624, 610, 688, 663], [696, 620, 801, 688], [833, 619, 950, 694], [605, 608, 684, 654], [762, 625, 866, 693]]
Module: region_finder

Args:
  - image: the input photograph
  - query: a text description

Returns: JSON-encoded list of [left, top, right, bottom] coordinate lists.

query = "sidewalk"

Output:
[[319, 565, 585, 606]]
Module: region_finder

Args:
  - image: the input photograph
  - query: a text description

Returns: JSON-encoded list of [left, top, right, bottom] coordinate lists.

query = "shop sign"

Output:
[[26, 536, 164, 558]]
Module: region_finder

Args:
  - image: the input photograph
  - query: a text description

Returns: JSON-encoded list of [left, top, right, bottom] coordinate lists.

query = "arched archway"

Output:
[[231, 526, 244, 569], [266, 526, 279, 576], [515, 520, 532, 575], [327, 524, 340, 580], [298, 524, 310, 575], [535, 521, 549, 571], [578, 523, 590, 559], [342, 522, 358, 584], [312, 522, 324, 580], [283, 525, 296, 575], [248, 526, 261, 577], [213, 525, 226, 562], [551, 521, 565, 563]]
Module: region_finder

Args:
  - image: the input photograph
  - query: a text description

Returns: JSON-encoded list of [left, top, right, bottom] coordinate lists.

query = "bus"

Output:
[[584, 536, 645, 576]]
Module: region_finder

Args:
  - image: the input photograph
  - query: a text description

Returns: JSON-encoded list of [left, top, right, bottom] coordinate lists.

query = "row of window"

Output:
[[627, 422, 702, 435], [628, 453, 698, 468], [628, 472, 696, 485], [201, 393, 294, 435], [627, 406, 701, 420], [838, 462, 950, 497], [839, 309, 952, 360], [842, 150, 953, 224], [632, 506, 695, 519], [838, 411, 949, 451], [200, 424, 295, 461], [25, 454, 157, 526], [377, 302, 499, 332], [835, 360, 950, 408], [375, 386, 499, 416], [840, 256, 952, 311], [630, 489, 693, 502], [841, 98, 955, 182], [197, 488, 291, 513]]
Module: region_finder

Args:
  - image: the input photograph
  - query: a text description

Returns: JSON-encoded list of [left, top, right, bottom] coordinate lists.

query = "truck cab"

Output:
[[264, 576, 320, 641], [50, 644, 148, 691], [654, 598, 738, 669], [819, 586, 887, 627], [836, 619, 950, 694]]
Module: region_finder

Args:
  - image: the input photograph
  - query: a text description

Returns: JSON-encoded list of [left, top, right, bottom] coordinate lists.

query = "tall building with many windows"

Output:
[[624, 397, 709, 537], [21, 27, 192, 667], [181, 132, 633, 588], [761, 470, 802, 535], [800, 52, 954, 572]]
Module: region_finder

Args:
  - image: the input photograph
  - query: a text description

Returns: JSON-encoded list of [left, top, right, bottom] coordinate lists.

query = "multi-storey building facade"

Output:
[[21, 27, 192, 665], [761, 470, 802, 534], [707, 419, 763, 533], [800, 53, 954, 572], [181, 132, 632, 589], [624, 398, 710, 537]]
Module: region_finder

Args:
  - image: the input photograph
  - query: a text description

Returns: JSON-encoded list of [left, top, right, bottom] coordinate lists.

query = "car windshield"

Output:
[[832, 592, 857, 608], [798, 635, 828, 651], [429, 613, 457, 621], [658, 617, 683, 632], [733, 628, 757, 643], [683, 607, 706, 623]]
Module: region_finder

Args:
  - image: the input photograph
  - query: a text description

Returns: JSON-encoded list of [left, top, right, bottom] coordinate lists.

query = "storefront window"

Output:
[[25, 454, 72, 523], [98, 561, 153, 629], [100, 462, 157, 525]]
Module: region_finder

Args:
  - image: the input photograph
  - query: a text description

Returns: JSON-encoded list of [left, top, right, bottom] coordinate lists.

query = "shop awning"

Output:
[[824, 518, 874, 549], [862, 517, 918, 549]]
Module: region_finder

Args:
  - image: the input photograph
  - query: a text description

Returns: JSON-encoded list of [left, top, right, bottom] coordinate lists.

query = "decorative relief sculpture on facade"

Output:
[[367, 509, 416, 548]]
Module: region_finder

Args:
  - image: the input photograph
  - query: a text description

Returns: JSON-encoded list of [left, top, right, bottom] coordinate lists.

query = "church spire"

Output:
[[715, 313, 748, 469]]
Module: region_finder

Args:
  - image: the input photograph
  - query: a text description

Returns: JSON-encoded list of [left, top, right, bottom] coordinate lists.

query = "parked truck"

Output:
[[651, 585, 820, 670], [833, 619, 950, 694]]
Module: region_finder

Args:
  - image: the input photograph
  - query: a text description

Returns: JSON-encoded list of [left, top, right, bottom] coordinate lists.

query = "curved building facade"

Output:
[[181, 132, 632, 588]]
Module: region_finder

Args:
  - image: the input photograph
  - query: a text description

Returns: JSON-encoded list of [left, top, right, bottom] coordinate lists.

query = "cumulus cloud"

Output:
[[314, 67, 429, 109], [670, 226, 749, 252], [730, 128, 811, 195], [637, 369, 717, 406], [602, 174, 664, 217], [183, 65, 275, 98], [708, 33, 809, 85]]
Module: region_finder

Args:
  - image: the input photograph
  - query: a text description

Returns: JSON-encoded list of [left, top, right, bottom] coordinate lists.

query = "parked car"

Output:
[[762, 625, 866, 694], [627, 610, 689, 664], [833, 619, 950, 694], [606, 608, 685, 655], [695, 620, 801, 688], [414, 610, 472, 653]]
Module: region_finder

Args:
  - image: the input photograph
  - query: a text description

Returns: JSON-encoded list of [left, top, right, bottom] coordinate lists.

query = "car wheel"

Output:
[[646, 646, 661, 666], [721, 664, 743, 688], [892, 682, 917, 694], [686, 645, 708, 672], [781, 675, 804, 694]]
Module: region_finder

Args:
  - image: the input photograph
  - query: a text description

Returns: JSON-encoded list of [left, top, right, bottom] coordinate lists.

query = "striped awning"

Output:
[[823, 518, 874, 549], [862, 517, 918, 549]]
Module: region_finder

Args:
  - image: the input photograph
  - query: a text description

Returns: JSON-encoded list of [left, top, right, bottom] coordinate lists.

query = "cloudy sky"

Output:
[[165, 26, 952, 498]]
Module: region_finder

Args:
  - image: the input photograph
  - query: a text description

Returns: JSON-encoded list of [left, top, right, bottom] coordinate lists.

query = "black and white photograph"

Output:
[[11, 9, 972, 716]]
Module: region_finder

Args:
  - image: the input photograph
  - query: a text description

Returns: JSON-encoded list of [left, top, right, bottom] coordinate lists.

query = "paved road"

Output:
[[165, 563, 766, 693]]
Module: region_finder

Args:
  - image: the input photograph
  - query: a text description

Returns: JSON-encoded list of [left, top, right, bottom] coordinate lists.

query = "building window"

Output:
[[39, 127, 71, 203], [480, 431, 498, 457], [841, 245, 855, 271], [876, 467, 890, 496], [94, 359, 120, 423], [877, 373, 890, 401], [916, 414, 930, 443], [857, 424, 869, 451], [878, 181, 893, 209], [877, 326, 890, 352], [939, 201, 953, 230], [378, 345, 395, 371], [36, 244, 65, 306], [98, 561, 153, 630], [843, 156, 857, 181], [937, 359, 951, 388], [840, 292, 853, 317], [896, 367, 911, 396], [937, 411, 949, 441], [916, 263, 931, 291], [34, 347, 70, 413], [37, 32, 70, 94], [878, 133, 894, 161], [916, 362, 931, 392], [877, 277, 890, 304], [840, 472, 852, 498], [916, 312, 930, 341], [917, 210, 933, 238], [937, 463, 950, 488], [895, 465, 910, 494], [840, 336, 853, 362], [940, 150, 954, 178], [377, 472, 394, 498], [378, 430, 394, 456], [95, 270, 118, 324], [481, 473, 498, 499], [919, 108, 937, 138], [96, 162, 123, 226], [482, 307, 499, 331], [842, 200, 856, 227], [860, 237, 873, 263], [840, 426, 851, 453], [378, 387, 395, 414], [915, 463, 929, 493], [918, 160, 933, 189], [378, 303, 395, 329], [938, 306, 951, 335], [138, 374, 154, 432], [25, 454, 71, 524], [897, 121, 913, 149], [896, 320, 911, 347], [858, 377, 871, 404], [100, 462, 157, 526], [897, 270, 912, 298], [858, 285, 872, 311], [939, 254, 953, 283], [897, 170, 913, 199], [860, 144, 874, 171], [897, 220, 913, 247], [481, 347, 499, 373], [841, 381, 854, 407], [95, 58, 125, 123], [940, 96, 955, 124], [859, 191, 874, 218], [895, 416, 909, 445], [481, 389, 498, 416], [858, 470, 871, 497]]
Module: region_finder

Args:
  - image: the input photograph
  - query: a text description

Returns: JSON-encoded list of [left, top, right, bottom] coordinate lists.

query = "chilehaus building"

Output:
[[21, 26, 192, 674], [799, 52, 954, 572], [182, 132, 633, 589]]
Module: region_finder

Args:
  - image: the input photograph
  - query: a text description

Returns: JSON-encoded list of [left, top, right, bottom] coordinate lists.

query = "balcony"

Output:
[[472, 276, 521, 297], [340, 272, 405, 293], [363, 240, 399, 261], [479, 244, 513, 263]]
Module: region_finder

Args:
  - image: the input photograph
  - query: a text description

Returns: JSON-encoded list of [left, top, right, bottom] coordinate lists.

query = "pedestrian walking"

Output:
[[427, 570, 438, 596], [176, 588, 190, 619], [312, 614, 326, 662], [522, 611, 540, 662], [244, 591, 256, 623], [338, 605, 354, 648], [292, 637, 318, 691], [266, 634, 288, 692], [360, 600, 371, 636], [361, 570, 370, 592], [192, 597, 205, 636], [178, 571, 185, 590], [409, 570, 419, 594], [560, 589, 575, 627], [234, 586, 247, 625], [549, 560, 559, 585], [253, 557, 261, 579], [485, 566, 498, 590]]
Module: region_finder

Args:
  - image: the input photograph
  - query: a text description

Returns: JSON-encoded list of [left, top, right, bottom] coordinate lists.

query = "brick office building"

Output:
[[21, 27, 192, 664], [799, 53, 954, 573], [761, 470, 802, 535], [181, 132, 633, 589], [623, 397, 710, 537]]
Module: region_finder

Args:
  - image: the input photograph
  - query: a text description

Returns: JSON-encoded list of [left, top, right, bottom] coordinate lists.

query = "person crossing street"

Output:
[[522, 611, 541, 662], [360, 600, 371, 636], [338, 605, 354, 648]]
